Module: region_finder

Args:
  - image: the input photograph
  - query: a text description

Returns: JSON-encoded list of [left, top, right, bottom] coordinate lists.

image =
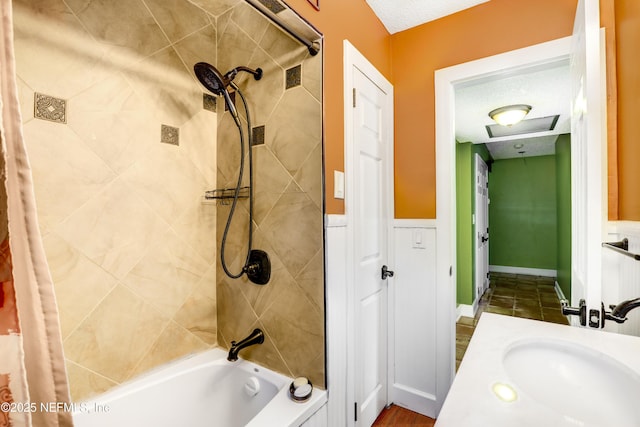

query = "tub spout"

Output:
[[227, 328, 264, 361]]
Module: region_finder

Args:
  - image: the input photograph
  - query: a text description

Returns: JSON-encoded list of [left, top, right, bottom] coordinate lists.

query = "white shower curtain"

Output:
[[0, 0, 72, 426]]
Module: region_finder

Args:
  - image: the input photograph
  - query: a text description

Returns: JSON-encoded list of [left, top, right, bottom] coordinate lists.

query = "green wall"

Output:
[[556, 134, 572, 298], [489, 155, 558, 270], [456, 142, 491, 306]]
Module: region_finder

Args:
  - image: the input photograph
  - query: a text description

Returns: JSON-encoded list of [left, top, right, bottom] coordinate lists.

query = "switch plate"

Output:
[[334, 170, 345, 199], [412, 230, 426, 249]]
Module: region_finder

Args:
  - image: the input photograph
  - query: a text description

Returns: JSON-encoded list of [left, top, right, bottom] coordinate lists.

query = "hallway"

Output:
[[456, 272, 569, 369]]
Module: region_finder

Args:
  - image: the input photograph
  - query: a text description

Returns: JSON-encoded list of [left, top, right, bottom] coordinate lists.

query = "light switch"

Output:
[[413, 230, 426, 249], [334, 170, 345, 199]]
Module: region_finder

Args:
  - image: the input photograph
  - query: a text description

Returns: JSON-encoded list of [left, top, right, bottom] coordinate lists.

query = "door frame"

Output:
[[343, 40, 395, 425], [434, 36, 573, 406], [474, 153, 489, 303]]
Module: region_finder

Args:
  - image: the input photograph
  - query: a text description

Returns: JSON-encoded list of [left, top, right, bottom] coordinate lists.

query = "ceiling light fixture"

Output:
[[489, 104, 532, 127]]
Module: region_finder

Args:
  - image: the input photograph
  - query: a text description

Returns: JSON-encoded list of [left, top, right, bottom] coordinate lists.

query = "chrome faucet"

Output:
[[604, 297, 640, 324], [227, 328, 264, 361]]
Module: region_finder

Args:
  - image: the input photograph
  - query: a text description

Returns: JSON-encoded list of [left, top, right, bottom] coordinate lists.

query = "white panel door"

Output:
[[352, 66, 390, 427], [570, 0, 605, 325], [475, 154, 489, 300]]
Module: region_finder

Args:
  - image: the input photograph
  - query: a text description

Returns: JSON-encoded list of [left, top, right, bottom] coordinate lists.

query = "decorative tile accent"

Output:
[[285, 65, 302, 89], [203, 93, 217, 112], [34, 93, 67, 123], [257, 0, 286, 14], [160, 124, 179, 145], [252, 125, 265, 146]]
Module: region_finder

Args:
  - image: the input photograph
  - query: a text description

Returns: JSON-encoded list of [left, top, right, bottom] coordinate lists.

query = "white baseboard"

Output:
[[456, 303, 477, 320], [554, 281, 567, 302], [489, 265, 557, 278]]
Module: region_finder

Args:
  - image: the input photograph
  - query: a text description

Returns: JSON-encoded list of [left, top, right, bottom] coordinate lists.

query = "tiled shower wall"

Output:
[[13, 0, 220, 400], [13, 0, 324, 399], [214, 2, 325, 388]]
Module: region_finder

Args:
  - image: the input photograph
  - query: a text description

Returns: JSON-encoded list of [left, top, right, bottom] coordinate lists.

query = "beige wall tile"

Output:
[[216, 20, 258, 77], [144, 0, 210, 43], [64, 285, 170, 383], [243, 47, 284, 125], [121, 143, 208, 226], [123, 46, 202, 126], [188, 0, 242, 18], [129, 321, 209, 379], [68, 74, 158, 174], [43, 234, 118, 339], [266, 87, 321, 176], [174, 24, 218, 83], [22, 120, 117, 234], [55, 179, 170, 280], [123, 229, 210, 317], [293, 142, 323, 210], [13, 0, 113, 99], [260, 182, 323, 278], [172, 202, 217, 265], [230, 2, 270, 44], [180, 110, 218, 187], [65, 0, 170, 58], [174, 286, 218, 345], [259, 280, 324, 386], [66, 360, 118, 402], [252, 146, 293, 226], [258, 24, 308, 71], [302, 50, 322, 102]]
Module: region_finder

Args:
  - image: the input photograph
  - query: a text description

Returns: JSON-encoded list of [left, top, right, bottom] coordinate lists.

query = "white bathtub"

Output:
[[72, 348, 326, 427]]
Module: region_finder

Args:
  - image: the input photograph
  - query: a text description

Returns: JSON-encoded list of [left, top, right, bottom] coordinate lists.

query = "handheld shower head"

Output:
[[194, 62, 238, 117], [193, 62, 263, 119]]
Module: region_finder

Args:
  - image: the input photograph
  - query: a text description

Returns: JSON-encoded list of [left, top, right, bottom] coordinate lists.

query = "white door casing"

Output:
[[435, 36, 572, 416], [344, 40, 394, 426], [570, 0, 607, 326], [475, 154, 489, 301]]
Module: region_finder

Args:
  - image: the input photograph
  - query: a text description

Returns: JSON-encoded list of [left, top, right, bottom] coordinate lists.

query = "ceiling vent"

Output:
[[486, 115, 560, 138]]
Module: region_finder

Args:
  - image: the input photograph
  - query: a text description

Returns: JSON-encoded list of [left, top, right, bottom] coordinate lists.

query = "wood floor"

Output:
[[372, 405, 436, 426]]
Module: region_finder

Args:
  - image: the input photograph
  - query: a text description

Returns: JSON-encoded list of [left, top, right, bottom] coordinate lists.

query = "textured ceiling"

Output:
[[366, 0, 490, 34], [455, 60, 571, 159]]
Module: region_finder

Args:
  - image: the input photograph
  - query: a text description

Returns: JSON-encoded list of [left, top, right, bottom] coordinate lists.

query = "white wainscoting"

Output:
[[325, 216, 442, 423], [603, 221, 640, 335], [389, 219, 439, 417], [324, 214, 348, 427], [489, 265, 558, 277]]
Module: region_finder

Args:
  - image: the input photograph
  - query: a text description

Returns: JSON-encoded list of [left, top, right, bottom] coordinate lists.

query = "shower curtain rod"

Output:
[[245, 0, 321, 56]]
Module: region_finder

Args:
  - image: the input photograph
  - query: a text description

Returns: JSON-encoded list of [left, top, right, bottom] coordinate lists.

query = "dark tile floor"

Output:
[[456, 272, 569, 370]]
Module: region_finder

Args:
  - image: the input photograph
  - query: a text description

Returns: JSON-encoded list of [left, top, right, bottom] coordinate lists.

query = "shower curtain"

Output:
[[0, 0, 72, 426]]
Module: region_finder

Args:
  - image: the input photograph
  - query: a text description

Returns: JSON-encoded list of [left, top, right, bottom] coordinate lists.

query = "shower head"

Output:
[[194, 62, 263, 119], [194, 62, 228, 96]]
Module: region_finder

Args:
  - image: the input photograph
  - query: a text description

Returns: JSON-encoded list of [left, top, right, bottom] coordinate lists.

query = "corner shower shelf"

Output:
[[204, 187, 249, 205]]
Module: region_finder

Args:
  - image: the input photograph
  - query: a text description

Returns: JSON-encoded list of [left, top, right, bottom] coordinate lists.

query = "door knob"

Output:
[[381, 265, 394, 279]]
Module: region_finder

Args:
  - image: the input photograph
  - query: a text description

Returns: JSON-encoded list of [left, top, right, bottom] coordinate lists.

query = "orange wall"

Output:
[[287, 0, 636, 219], [616, 0, 640, 220], [285, 0, 392, 214], [391, 0, 579, 218]]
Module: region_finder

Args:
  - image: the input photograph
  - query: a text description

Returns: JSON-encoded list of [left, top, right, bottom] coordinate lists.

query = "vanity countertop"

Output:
[[436, 313, 640, 427]]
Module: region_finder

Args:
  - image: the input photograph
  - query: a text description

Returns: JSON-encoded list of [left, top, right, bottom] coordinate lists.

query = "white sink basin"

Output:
[[503, 338, 640, 426]]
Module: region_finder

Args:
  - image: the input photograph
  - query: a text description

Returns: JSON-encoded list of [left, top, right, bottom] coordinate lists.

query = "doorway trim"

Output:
[[434, 36, 572, 404]]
